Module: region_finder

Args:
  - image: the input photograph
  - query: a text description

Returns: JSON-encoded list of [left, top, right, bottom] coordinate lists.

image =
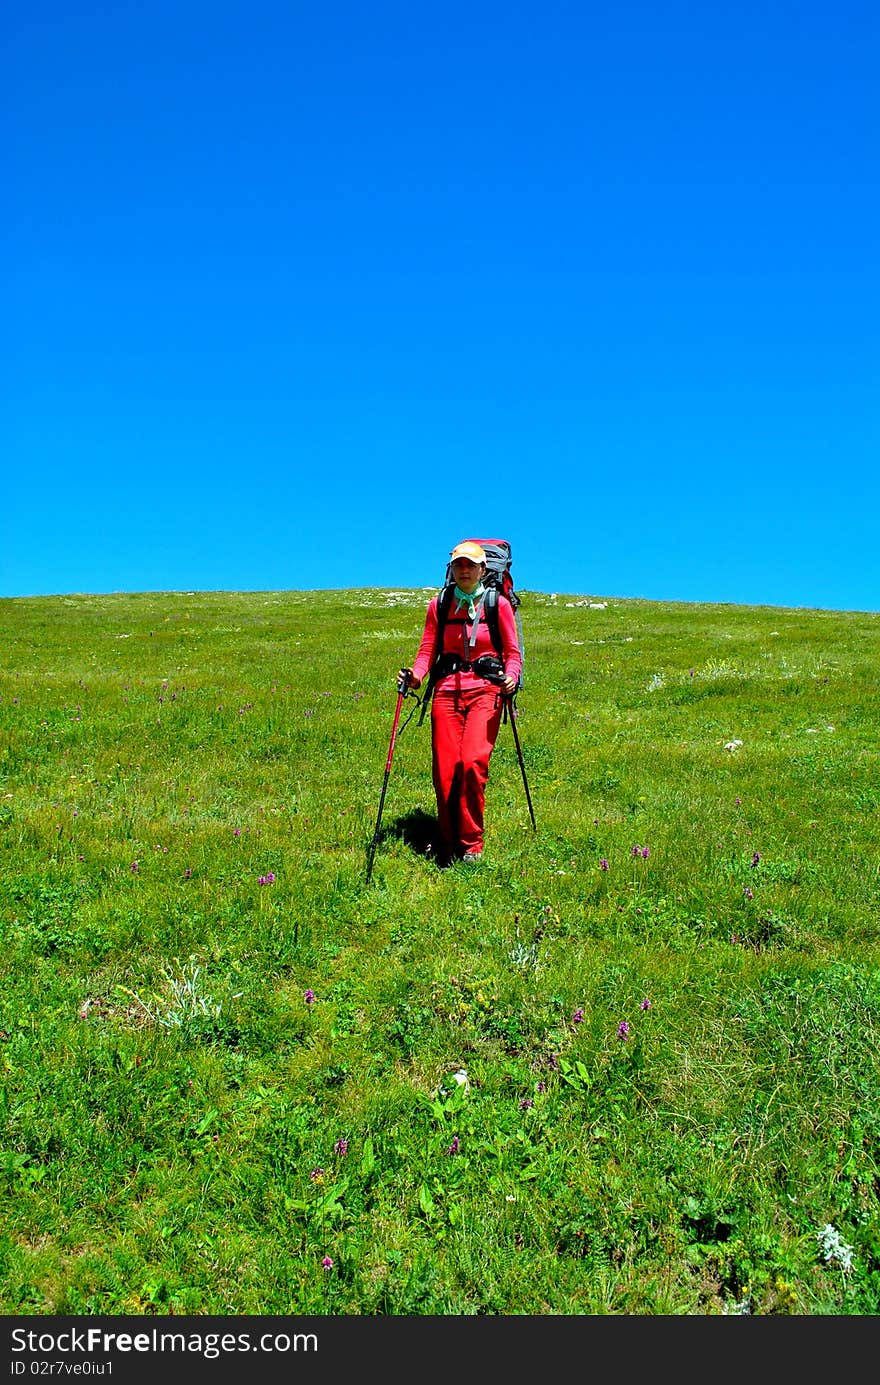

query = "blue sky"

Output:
[[5, 0, 878, 611]]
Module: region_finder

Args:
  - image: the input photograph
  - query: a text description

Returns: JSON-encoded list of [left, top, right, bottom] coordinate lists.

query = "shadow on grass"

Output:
[[380, 809, 450, 867]]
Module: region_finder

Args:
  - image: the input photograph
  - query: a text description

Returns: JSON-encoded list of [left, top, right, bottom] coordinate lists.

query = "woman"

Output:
[[398, 540, 522, 865]]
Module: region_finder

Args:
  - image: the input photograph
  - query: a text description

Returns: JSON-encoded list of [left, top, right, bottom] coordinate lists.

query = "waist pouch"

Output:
[[434, 652, 506, 684]]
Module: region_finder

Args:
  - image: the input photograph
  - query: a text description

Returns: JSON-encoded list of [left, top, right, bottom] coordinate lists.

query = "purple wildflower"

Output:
[[519, 1097, 534, 1111], [304, 988, 315, 1005], [321, 1256, 333, 1270], [640, 998, 651, 1011], [751, 852, 761, 867], [446, 1135, 460, 1155], [641, 846, 650, 859], [184, 867, 192, 879], [572, 1007, 584, 1025], [599, 857, 609, 871], [617, 1020, 631, 1040], [129, 861, 139, 874], [743, 886, 754, 900], [334, 1138, 349, 1157], [310, 1167, 324, 1182]]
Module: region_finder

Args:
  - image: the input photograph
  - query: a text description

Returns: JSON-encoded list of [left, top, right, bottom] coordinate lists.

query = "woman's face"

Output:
[[451, 558, 484, 593]]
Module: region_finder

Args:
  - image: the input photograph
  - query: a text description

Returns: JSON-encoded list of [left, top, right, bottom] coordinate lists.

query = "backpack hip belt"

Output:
[[433, 652, 506, 682]]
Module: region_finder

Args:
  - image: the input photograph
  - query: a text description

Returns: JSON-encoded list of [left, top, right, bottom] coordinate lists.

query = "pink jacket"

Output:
[[412, 592, 522, 689]]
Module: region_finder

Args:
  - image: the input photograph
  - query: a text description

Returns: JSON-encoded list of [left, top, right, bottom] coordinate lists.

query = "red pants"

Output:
[[431, 683, 503, 857]]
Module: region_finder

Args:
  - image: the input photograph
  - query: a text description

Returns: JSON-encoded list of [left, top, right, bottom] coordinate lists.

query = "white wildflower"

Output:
[[817, 1223, 854, 1271], [721, 1297, 751, 1315]]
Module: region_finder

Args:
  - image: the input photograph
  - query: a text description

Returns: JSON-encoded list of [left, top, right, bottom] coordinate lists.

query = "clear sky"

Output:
[[4, 0, 878, 611]]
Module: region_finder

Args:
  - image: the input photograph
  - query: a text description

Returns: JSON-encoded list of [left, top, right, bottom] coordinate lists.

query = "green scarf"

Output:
[[453, 581, 485, 620]]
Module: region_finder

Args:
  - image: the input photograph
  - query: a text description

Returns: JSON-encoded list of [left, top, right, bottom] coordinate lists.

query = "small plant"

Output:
[[507, 929, 540, 972], [114, 957, 226, 1031], [817, 1223, 854, 1272]]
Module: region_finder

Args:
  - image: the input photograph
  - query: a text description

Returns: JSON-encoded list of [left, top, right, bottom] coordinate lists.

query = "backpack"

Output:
[[417, 538, 524, 724]]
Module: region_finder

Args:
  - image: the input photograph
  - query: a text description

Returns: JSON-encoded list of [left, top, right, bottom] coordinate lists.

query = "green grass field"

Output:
[[1, 587, 878, 1315]]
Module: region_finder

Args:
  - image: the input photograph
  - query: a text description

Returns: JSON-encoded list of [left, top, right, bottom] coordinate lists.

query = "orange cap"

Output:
[[450, 541, 486, 564]]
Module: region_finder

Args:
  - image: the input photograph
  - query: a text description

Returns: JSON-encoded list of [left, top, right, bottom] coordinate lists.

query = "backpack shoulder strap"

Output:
[[435, 584, 454, 646], [484, 586, 502, 655], [417, 586, 453, 726]]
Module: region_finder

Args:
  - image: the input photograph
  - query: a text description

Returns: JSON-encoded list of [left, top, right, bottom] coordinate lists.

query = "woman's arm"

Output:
[[497, 597, 522, 689], [405, 598, 439, 688]]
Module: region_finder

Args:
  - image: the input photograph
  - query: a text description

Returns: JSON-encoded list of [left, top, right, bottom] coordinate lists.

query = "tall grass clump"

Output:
[[1, 587, 878, 1315]]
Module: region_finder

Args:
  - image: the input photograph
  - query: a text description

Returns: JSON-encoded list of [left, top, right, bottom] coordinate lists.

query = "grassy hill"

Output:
[[1, 587, 878, 1314]]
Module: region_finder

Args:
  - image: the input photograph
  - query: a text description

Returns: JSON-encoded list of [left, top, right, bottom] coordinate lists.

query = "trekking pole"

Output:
[[365, 672, 411, 884], [505, 693, 537, 831]]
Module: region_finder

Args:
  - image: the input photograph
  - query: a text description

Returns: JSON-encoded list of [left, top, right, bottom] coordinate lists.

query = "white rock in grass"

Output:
[[435, 1067, 470, 1099]]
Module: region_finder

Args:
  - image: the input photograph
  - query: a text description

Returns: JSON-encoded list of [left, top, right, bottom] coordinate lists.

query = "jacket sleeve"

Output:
[[411, 598, 439, 683], [498, 597, 522, 684]]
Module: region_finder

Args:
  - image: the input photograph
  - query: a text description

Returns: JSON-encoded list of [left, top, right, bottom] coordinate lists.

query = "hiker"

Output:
[[398, 540, 522, 865]]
